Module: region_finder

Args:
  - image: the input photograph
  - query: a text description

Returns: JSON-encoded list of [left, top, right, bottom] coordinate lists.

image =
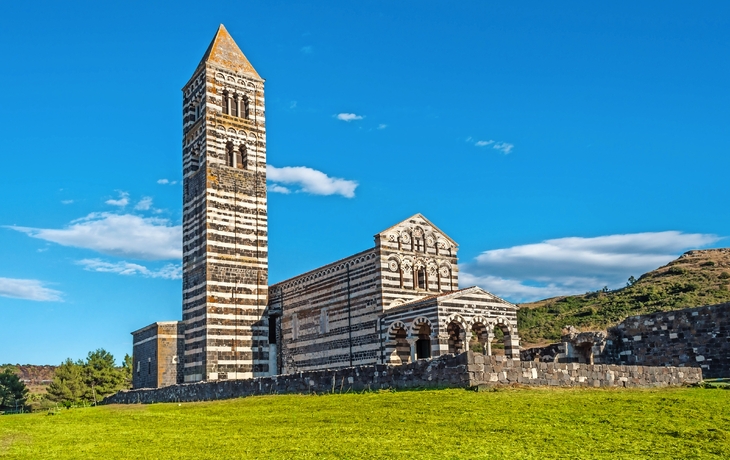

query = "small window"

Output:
[[243, 96, 250, 118], [147, 358, 151, 375], [222, 90, 230, 115], [136, 361, 140, 376], [417, 268, 426, 289], [232, 94, 239, 117], [226, 141, 235, 167], [414, 238, 423, 252]]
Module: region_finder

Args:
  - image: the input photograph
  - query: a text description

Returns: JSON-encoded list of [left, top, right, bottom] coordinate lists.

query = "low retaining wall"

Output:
[[104, 352, 702, 404]]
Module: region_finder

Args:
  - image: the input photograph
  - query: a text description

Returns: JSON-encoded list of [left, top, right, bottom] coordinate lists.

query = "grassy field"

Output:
[[1, 387, 729, 459]]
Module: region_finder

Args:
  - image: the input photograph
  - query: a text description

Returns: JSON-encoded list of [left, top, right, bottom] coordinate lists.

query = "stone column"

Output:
[[459, 331, 468, 354], [486, 330, 495, 356], [407, 337, 418, 362]]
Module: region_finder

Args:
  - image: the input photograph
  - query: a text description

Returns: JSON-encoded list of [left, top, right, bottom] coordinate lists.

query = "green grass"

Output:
[[518, 249, 730, 343], [1, 387, 729, 459]]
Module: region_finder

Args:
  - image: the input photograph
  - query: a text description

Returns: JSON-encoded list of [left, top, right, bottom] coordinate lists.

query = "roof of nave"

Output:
[[375, 213, 458, 246], [382, 286, 517, 315], [197, 24, 261, 80]]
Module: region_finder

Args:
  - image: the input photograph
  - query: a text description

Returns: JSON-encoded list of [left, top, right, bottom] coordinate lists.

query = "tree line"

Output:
[[0, 349, 131, 413]]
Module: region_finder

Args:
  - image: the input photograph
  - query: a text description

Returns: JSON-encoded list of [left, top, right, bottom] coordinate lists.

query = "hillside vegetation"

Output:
[[1, 388, 729, 459], [518, 248, 730, 344]]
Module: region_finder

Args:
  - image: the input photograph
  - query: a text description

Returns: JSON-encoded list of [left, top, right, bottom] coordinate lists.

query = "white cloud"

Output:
[[10, 213, 182, 260], [134, 197, 153, 211], [470, 138, 514, 154], [336, 113, 364, 122], [267, 165, 358, 198], [61, 200, 74, 205], [267, 184, 291, 194], [157, 179, 169, 184], [377, 124, 388, 130], [105, 191, 129, 207], [0, 278, 62, 302], [493, 142, 514, 154], [77, 259, 181, 280], [460, 231, 721, 303]]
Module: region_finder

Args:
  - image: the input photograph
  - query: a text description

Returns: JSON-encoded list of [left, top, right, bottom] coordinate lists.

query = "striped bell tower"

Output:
[[181, 25, 269, 382]]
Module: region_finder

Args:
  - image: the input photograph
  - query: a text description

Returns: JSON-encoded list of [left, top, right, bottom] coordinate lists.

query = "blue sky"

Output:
[[1, 2, 728, 365]]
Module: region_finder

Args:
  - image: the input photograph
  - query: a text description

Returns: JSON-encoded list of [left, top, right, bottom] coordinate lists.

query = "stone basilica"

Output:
[[131, 25, 519, 389]]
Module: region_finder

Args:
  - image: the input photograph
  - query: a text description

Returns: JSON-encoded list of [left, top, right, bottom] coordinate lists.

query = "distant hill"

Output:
[[517, 248, 730, 344], [0, 364, 56, 385]]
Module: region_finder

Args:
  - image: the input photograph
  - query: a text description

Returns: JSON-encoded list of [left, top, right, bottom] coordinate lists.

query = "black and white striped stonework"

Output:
[[181, 26, 269, 383]]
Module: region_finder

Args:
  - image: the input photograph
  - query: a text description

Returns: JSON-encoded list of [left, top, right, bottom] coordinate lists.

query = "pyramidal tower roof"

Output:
[[197, 24, 261, 79]]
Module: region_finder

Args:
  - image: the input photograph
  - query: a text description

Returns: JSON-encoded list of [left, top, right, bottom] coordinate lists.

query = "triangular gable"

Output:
[[195, 24, 261, 80], [387, 286, 517, 313], [374, 213, 458, 246]]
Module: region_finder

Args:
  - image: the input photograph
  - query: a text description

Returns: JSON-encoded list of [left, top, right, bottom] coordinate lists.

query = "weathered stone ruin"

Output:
[[522, 302, 730, 379]]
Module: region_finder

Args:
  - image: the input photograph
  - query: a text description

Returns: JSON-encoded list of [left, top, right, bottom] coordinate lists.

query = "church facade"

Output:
[[131, 25, 519, 390]]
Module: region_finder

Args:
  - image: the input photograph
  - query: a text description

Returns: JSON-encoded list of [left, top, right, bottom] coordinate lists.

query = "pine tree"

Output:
[[0, 368, 29, 412], [47, 359, 85, 405]]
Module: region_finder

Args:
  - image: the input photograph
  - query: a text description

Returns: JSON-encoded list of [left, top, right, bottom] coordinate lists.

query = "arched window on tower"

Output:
[[232, 94, 239, 117], [238, 144, 248, 169], [243, 96, 250, 118], [226, 141, 235, 167], [222, 90, 230, 115]]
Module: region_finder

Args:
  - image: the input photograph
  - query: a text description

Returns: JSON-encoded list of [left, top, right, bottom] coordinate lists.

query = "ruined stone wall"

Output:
[[606, 302, 730, 378], [181, 34, 269, 383], [268, 250, 381, 373], [106, 352, 700, 404]]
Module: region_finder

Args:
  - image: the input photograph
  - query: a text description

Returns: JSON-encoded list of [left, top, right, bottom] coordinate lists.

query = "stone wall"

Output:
[[132, 322, 185, 389], [607, 302, 730, 378], [105, 352, 701, 404]]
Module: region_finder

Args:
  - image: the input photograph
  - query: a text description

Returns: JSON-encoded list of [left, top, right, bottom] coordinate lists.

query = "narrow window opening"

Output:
[[226, 141, 235, 167], [147, 358, 151, 375], [232, 94, 239, 117], [136, 361, 140, 376], [268, 315, 279, 344], [222, 90, 229, 115], [417, 268, 426, 289], [243, 96, 250, 118]]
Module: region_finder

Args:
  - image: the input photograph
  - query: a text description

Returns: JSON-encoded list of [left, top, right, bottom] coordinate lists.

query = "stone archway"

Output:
[[414, 322, 432, 360], [494, 318, 520, 360], [386, 322, 411, 365], [446, 321, 465, 354]]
